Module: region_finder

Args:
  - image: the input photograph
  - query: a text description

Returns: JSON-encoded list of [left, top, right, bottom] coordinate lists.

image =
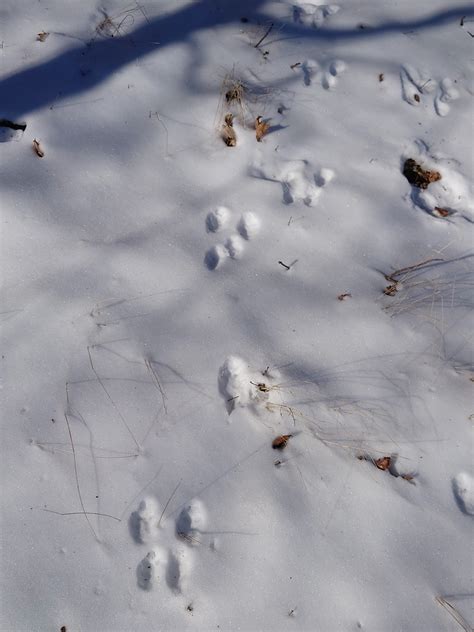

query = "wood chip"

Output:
[[32, 138, 45, 157]]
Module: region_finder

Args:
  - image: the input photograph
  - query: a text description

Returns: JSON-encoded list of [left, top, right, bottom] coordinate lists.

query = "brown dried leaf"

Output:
[[384, 284, 398, 296], [414, 93, 420, 103], [272, 434, 292, 450], [433, 206, 450, 218], [32, 138, 45, 158], [378, 73, 384, 82], [222, 114, 236, 147], [403, 159, 441, 189], [338, 293, 352, 301], [37, 31, 50, 42], [255, 116, 270, 142], [375, 456, 391, 471]]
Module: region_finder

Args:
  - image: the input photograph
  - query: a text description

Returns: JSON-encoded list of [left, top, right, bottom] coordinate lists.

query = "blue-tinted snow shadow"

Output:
[[1, 3, 473, 119]]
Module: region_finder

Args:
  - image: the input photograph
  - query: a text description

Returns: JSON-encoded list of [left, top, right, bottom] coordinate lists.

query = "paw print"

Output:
[[131, 496, 208, 593], [301, 58, 347, 89], [292, 2, 340, 29], [204, 206, 261, 270], [400, 65, 460, 117], [250, 156, 335, 207]]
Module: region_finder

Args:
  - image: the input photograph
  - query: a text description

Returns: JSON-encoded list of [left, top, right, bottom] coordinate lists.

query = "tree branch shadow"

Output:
[[1, 2, 472, 119]]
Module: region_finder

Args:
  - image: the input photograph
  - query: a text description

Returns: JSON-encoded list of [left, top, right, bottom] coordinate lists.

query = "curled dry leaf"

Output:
[[272, 434, 292, 450], [222, 113, 236, 147], [433, 206, 451, 218], [413, 93, 420, 103], [255, 116, 270, 142], [403, 158, 441, 189], [378, 73, 384, 82], [32, 138, 45, 158], [375, 456, 391, 471], [37, 31, 50, 42], [338, 293, 352, 301]]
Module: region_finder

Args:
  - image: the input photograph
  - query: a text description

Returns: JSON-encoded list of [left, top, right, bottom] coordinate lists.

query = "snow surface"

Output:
[[1, 1, 473, 631]]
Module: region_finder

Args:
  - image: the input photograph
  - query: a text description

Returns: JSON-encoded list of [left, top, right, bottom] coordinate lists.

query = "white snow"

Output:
[[1, 1, 473, 631]]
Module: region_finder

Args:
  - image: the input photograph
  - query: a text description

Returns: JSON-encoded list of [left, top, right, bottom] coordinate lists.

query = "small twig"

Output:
[[385, 257, 444, 282], [87, 346, 140, 452], [435, 596, 472, 632], [135, 0, 151, 25], [278, 260, 290, 270], [290, 62, 301, 69], [145, 358, 168, 414], [255, 22, 274, 48], [0, 119, 26, 131], [460, 15, 466, 26], [42, 509, 121, 521], [64, 413, 99, 540], [158, 480, 181, 527]]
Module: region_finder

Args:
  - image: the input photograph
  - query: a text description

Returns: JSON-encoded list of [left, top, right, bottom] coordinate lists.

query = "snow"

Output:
[[1, 1, 473, 631]]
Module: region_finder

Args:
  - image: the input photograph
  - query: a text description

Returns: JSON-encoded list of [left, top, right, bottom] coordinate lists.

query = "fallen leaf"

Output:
[[272, 434, 292, 450], [338, 293, 352, 301], [37, 31, 50, 42], [375, 456, 391, 470], [378, 73, 384, 82], [403, 159, 441, 189], [222, 114, 236, 147], [433, 206, 451, 218], [32, 138, 45, 158], [255, 116, 270, 142]]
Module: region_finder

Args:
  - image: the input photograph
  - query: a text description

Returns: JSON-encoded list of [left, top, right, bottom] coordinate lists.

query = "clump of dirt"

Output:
[[403, 158, 441, 189]]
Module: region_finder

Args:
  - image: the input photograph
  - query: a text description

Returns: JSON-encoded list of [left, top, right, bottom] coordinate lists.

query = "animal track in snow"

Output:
[[452, 473, 474, 515], [132, 496, 209, 593], [402, 142, 474, 221], [301, 58, 347, 89], [292, 2, 340, 29], [218, 355, 281, 415], [250, 155, 335, 207], [400, 66, 460, 117], [204, 206, 261, 270]]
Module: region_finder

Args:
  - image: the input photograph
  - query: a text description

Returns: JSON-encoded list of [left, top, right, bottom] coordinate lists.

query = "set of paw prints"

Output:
[[130, 496, 211, 593], [204, 206, 261, 270]]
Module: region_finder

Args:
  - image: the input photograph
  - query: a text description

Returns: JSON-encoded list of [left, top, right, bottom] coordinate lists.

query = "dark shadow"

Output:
[[128, 510, 142, 543], [1, 3, 472, 119], [452, 476, 474, 516], [165, 550, 182, 592]]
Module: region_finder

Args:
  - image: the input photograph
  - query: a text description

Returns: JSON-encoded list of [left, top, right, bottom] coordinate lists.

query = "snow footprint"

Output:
[[204, 206, 261, 270], [218, 355, 280, 415], [402, 141, 474, 221], [292, 2, 340, 29], [250, 156, 335, 207], [132, 496, 208, 593], [400, 65, 459, 116], [452, 473, 474, 515], [301, 58, 347, 89]]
